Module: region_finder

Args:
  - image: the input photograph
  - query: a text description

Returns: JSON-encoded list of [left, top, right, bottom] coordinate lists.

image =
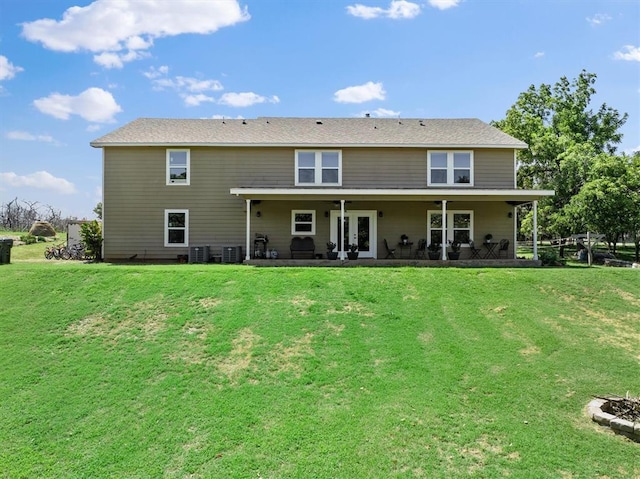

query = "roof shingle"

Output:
[[90, 117, 527, 148]]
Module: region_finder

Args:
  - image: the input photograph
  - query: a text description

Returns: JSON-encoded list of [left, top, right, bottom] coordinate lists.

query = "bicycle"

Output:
[[44, 243, 67, 260]]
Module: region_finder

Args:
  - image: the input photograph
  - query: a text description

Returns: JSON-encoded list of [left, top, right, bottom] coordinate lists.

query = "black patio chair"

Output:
[[469, 240, 482, 259], [384, 239, 397, 259], [498, 239, 510, 258], [414, 239, 427, 259]]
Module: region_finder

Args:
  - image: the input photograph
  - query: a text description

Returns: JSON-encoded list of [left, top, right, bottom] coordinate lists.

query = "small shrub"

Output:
[[37, 236, 47, 242], [539, 248, 565, 266], [80, 220, 103, 262], [20, 234, 37, 245]]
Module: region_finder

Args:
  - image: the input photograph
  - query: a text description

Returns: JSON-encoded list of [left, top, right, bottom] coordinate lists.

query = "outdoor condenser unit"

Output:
[[189, 246, 210, 264], [221, 245, 243, 263]]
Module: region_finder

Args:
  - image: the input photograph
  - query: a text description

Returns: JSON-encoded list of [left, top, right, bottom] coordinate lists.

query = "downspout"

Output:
[[442, 200, 447, 260], [532, 200, 538, 261], [245, 199, 251, 261], [340, 200, 346, 260]]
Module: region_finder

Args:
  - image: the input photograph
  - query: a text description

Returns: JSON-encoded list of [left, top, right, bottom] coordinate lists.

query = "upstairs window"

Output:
[[295, 150, 341, 186], [428, 151, 473, 186], [167, 149, 190, 185], [165, 209, 189, 247]]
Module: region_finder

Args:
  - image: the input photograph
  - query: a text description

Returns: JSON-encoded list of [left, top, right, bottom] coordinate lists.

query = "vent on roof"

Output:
[[316, 120, 322, 125], [242, 120, 247, 125], [365, 113, 370, 118], [419, 120, 425, 126]]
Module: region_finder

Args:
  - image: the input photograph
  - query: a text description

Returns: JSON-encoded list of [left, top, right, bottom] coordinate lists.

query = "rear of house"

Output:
[[91, 117, 553, 262]]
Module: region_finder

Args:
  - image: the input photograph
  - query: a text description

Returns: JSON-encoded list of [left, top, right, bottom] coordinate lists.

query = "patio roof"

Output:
[[230, 187, 555, 203]]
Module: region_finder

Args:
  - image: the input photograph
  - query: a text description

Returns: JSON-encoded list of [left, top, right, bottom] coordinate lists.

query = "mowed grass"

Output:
[[0, 263, 639, 478]]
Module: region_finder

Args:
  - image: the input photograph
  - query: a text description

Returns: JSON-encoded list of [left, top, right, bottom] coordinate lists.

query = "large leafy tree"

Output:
[[493, 71, 628, 238], [564, 153, 640, 256]]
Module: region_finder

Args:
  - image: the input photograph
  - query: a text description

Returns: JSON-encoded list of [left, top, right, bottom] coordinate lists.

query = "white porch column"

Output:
[[532, 200, 538, 261], [245, 199, 251, 261], [441, 200, 448, 260], [339, 200, 346, 260]]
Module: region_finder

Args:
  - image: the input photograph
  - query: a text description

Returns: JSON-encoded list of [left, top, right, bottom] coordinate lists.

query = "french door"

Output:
[[330, 210, 377, 258]]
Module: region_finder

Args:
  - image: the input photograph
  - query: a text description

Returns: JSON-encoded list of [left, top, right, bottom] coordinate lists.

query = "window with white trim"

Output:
[[167, 149, 190, 185], [165, 209, 189, 246], [295, 150, 341, 186], [428, 151, 473, 186], [291, 210, 316, 235], [427, 210, 473, 246]]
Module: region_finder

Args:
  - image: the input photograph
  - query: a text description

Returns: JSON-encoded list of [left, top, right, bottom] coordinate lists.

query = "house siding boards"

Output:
[[96, 117, 548, 262]]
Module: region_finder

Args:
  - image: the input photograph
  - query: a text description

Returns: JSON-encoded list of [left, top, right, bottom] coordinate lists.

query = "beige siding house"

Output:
[[91, 117, 553, 263]]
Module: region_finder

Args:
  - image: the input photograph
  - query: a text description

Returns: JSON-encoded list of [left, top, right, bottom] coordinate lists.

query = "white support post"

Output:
[[442, 200, 448, 260], [245, 199, 251, 261], [339, 200, 346, 260], [532, 200, 538, 261]]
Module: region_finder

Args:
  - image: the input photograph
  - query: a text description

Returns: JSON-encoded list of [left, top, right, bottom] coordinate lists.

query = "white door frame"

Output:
[[330, 210, 377, 258]]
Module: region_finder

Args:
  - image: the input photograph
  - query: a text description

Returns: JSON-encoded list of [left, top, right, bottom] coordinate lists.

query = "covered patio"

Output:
[[231, 187, 554, 264]]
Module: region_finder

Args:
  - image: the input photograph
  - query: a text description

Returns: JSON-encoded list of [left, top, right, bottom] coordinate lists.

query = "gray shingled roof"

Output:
[[90, 117, 527, 148]]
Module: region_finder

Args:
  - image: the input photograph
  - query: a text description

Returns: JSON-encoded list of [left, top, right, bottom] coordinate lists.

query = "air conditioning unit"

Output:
[[221, 245, 243, 263], [189, 246, 210, 264]]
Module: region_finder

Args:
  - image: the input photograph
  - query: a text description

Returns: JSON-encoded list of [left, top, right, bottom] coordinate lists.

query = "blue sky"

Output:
[[0, 0, 638, 220]]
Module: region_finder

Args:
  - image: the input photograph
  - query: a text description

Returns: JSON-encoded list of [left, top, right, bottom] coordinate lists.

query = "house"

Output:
[[90, 117, 554, 263]]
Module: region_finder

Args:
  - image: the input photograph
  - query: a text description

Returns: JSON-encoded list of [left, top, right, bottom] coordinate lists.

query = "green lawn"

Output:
[[1, 262, 639, 478]]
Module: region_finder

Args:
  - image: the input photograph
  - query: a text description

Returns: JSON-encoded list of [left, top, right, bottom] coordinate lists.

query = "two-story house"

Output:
[[90, 117, 554, 263]]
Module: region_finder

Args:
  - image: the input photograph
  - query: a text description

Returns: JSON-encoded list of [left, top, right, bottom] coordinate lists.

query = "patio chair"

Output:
[[384, 239, 396, 259], [469, 240, 482, 259], [497, 239, 510, 258], [414, 238, 427, 259]]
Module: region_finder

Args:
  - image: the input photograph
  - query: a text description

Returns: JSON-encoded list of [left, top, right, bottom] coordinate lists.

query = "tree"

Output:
[[564, 154, 639, 254], [80, 220, 103, 262], [493, 71, 628, 238], [93, 202, 103, 220]]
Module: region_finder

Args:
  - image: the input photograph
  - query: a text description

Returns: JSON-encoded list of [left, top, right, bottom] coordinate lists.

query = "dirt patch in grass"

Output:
[[271, 332, 314, 376], [327, 301, 374, 317], [215, 328, 261, 379], [67, 296, 171, 341], [198, 297, 222, 309]]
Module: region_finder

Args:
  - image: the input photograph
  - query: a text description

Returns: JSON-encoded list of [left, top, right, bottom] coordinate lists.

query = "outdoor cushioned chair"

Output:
[[469, 240, 482, 259], [498, 239, 510, 258], [290, 236, 315, 259], [384, 239, 396, 259]]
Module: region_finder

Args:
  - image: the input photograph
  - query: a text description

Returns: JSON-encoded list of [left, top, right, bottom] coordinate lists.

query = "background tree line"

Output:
[[0, 197, 102, 232], [493, 70, 640, 260]]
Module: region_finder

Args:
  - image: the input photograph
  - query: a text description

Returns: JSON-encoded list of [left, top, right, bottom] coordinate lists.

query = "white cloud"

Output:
[[143, 65, 170, 79], [33, 87, 122, 123], [359, 108, 400, 118], [614, 45, 640, 62], [428, 0, 461, 10], [347, 1, 421, 19], [586, 13, 611, 26], [534, 51, 545, 58], [183, 94, 216, 107], [334, 81, 386, 103], [6, 131, 59, 144], [0, 55, 24, 80], [0, 171, 76, 194], [218, 92, 280, 107], [93, 50, 149, 69], [144, 67, 226, 106], [21, 0, 250, 68]]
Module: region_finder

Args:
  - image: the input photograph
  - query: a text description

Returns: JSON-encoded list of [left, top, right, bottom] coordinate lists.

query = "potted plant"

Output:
[[448, 240, 461, 260], [326, 241, 338, 260], [401, 234, 409, 245], [427, 242, 441, 260], [484, 233, 493, 244], [347, 243, 359, 260]]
